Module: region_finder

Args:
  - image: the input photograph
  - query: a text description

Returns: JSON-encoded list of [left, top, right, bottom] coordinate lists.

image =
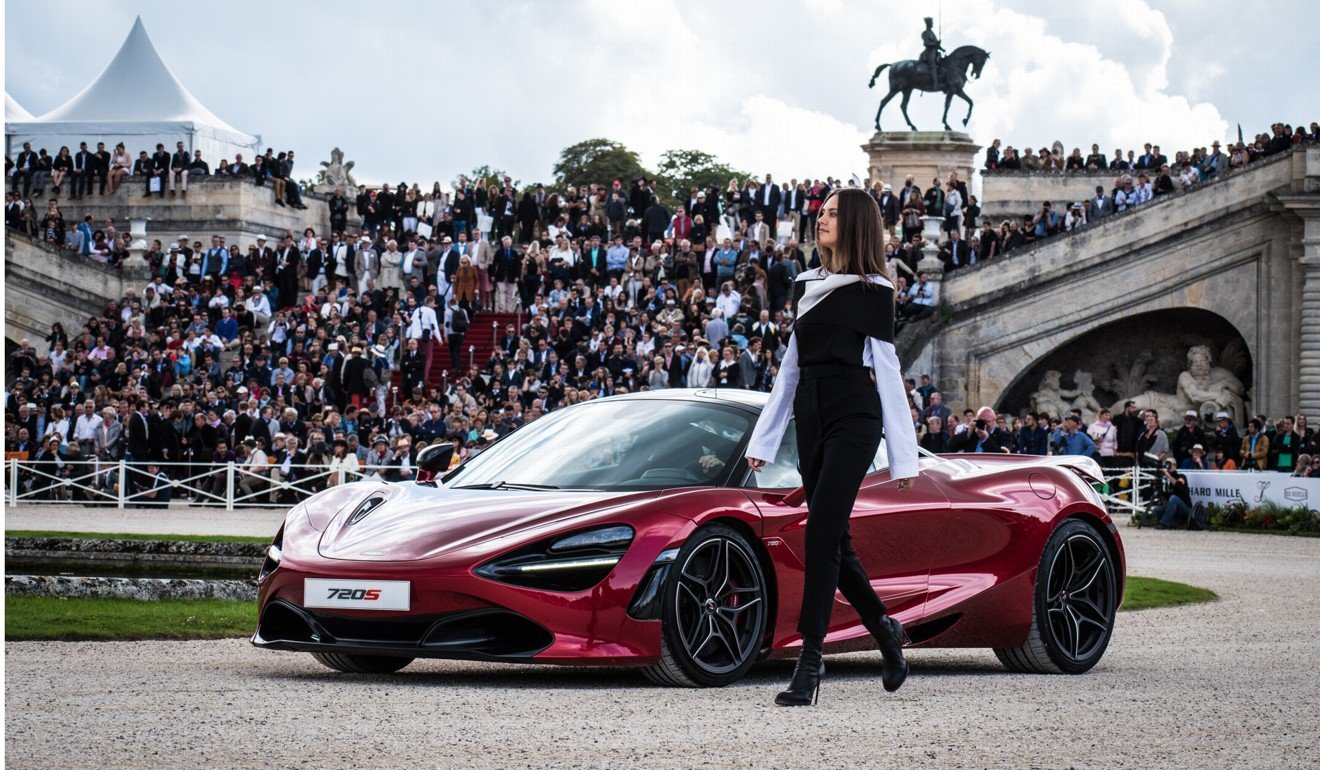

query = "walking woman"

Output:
[[744, 187, 920, 707]]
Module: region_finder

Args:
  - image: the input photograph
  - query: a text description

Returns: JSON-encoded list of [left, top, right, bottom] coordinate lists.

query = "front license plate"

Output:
[[304, 579, 410, 611]]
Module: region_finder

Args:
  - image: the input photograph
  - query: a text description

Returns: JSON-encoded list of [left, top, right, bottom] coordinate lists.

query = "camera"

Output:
[[974, 419, 987, 431]]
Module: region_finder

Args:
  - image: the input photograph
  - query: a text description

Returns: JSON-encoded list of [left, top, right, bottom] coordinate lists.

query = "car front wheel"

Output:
[[641, 524, 769, 687]]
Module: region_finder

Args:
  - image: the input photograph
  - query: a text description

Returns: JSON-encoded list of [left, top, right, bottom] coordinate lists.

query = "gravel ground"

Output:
[[6, 525, 1319, 770]]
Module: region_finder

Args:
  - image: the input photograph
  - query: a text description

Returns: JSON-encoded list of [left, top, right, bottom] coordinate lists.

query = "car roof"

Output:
[[603, 387, 768, 414]]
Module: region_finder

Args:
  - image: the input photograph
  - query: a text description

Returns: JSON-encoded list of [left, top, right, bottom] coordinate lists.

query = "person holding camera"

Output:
[[948, 406, 1010, 453], [1154, 459, 1194, 529], [1050, 414, 1098, 457]]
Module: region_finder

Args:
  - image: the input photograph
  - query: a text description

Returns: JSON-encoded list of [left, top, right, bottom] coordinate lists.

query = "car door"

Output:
[[746, 423, 950, 637]]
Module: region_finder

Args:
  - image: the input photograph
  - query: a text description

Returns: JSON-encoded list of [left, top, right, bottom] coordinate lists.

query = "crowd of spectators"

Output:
[[908, 386, 1318, 474], [872, 121, 1320, 293], [4, 141, 308, 258], [5, 131, 1317, 507]]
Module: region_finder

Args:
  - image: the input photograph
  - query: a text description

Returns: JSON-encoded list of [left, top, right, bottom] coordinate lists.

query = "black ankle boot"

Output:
[[775, 634, 825, 707], [864, 614, 909, 692]]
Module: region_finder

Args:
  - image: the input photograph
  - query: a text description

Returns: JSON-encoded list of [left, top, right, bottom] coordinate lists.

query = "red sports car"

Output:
[[253, 389, 1125, 686]]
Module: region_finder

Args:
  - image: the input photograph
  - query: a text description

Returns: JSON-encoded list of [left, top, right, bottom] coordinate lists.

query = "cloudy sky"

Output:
[[6, 1, 1316, 186]]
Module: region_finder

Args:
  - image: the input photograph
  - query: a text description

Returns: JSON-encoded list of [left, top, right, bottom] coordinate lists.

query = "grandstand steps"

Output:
[[426, 311, 520, 385]]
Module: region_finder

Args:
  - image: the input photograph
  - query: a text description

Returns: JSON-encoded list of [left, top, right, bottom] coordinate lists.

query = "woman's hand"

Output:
[[745, 456, 766, 472], [894, 477, 912, 491]]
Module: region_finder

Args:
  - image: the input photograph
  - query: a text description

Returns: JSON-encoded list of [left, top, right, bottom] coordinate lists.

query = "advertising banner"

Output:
[[1181, 471, 1320, 512]]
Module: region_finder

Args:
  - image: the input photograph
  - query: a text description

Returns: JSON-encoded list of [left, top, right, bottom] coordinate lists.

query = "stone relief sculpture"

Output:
[[1059, 369, 1103, 423], [316, 147, 356, 194], [1029, 370, 1072, 420], [1029, 369, 1103, 421], [1112, 344, 1249, 428]]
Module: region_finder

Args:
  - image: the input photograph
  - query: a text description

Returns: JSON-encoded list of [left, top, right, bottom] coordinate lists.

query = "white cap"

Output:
[[1185, 410, 1198, 418], [1215, 411, 1229, 420]]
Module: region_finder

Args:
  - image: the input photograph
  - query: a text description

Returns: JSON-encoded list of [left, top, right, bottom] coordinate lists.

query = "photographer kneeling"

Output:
[[1156, 459, 1194, 530]]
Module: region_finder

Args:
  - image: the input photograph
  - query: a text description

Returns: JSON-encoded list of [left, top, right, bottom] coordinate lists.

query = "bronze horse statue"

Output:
[[868, 45, 990, 131]]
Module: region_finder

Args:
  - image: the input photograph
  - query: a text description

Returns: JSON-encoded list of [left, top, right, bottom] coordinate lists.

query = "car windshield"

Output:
[[445, 399, 752, 491]]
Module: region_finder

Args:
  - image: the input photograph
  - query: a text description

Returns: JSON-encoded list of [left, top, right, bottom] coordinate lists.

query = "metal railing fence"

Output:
[[5, 459, 381, 509]]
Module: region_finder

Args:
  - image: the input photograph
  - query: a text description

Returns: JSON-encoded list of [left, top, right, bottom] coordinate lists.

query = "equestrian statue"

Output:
[[868, 18, 990, 132]]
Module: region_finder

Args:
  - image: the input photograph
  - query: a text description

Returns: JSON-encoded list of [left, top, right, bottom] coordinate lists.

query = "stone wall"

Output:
[[904, 145, 1319, 421], [45, 175, 353, 249], [979, 169, 1121, 222], [5, 234, 133, 346]]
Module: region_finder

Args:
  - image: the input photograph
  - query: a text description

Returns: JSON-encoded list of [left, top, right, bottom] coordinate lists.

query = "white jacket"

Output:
[[406, 306, 440, 339], [744, 268, 919, 480]]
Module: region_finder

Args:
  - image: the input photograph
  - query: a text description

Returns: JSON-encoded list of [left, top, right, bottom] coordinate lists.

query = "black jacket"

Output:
[[947, 428, 1005, 454]]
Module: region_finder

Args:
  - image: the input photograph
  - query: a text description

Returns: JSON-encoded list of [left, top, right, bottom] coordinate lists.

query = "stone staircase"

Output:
[[426, 311, 520, 384]]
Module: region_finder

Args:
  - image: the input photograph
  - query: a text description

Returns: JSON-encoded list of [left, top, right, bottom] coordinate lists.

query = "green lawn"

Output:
[[5, 596, 257, 641], [4, 575, 1215, 642], [6, 530, 271, 545], [1120, 576, 1217, 612]]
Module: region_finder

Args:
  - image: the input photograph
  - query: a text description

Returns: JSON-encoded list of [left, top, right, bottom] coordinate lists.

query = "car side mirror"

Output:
[[781, 486, 807, 507], [415, 442, 454, 485]]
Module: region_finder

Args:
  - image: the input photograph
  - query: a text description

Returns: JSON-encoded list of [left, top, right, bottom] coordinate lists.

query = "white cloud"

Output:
[[4, 0, 1242, 187]]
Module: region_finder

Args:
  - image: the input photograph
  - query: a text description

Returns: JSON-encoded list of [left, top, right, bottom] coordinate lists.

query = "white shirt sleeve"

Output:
[[744, 334, 800, 463], [865, 336, 920, 480]]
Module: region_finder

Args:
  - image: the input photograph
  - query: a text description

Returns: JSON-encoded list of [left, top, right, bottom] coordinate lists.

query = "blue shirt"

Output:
[[606, 244, 629, 271], [1051, 427, 1096, 456], [713, 248, 738, 278]]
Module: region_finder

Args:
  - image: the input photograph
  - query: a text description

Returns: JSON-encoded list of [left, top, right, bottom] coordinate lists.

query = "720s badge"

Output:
[[304, 579, 410, 611]]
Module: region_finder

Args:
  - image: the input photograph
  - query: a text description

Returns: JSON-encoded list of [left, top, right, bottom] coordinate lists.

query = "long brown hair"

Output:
[[820, 187, 889, 283]]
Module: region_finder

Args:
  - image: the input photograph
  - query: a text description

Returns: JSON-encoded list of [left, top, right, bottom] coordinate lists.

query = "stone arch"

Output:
[[993, 308, 1253, 424]]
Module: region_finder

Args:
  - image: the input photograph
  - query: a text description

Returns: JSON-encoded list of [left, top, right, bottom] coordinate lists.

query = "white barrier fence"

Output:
[[1097, 462, 1160, 517], [4, 459, 379, 509]]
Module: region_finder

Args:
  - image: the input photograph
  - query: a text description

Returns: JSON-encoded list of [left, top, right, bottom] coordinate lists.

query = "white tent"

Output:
[[6, 17, 260, 161], [6, 92, 33, 121]]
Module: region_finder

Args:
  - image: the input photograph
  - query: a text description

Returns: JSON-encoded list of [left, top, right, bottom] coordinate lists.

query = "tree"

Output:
[[460, 164, 519, 190], [553, 139, 649, 189], [654, 149, 747, 207]]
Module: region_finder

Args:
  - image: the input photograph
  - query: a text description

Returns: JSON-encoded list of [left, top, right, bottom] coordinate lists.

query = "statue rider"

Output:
[[920, 17, 944, 90]]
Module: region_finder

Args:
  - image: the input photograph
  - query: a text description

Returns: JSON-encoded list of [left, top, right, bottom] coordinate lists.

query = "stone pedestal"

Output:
[[121, 218, 152, 280], [917, 215, 946, 278], [862, 131, 980, 191]]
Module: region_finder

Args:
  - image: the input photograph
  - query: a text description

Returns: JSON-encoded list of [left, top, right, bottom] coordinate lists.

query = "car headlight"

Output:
[[474, 525, 634, 591], [259, 524, 284, 582]]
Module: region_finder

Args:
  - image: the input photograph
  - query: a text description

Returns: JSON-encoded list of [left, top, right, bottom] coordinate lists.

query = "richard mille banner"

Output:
[[1181, 471, 1320, 512]]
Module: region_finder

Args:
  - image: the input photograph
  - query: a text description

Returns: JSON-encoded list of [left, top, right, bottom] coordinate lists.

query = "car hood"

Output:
[[315, 482, 664, 562]]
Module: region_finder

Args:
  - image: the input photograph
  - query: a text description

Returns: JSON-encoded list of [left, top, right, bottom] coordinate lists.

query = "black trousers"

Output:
[[793, 363, 889, 637]]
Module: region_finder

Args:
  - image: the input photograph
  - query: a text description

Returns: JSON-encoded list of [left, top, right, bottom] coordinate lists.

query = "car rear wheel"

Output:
[[995, 518, 1117, 674], [311, 652, 414, 674], [641, 524, 769, 687]]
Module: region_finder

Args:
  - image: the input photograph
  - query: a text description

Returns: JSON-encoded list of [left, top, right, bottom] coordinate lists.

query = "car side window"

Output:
[[745, 419, 803, 489], [868, 438, 890, 475]]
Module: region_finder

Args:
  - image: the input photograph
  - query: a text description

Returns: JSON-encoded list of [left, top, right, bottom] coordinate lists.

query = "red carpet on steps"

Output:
[[426, 311, 520, 385]]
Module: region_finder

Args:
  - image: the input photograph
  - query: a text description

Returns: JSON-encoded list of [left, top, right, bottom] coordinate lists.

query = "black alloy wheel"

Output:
[[642, 523, 769, 687], [995, 518, 1118, 674]]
